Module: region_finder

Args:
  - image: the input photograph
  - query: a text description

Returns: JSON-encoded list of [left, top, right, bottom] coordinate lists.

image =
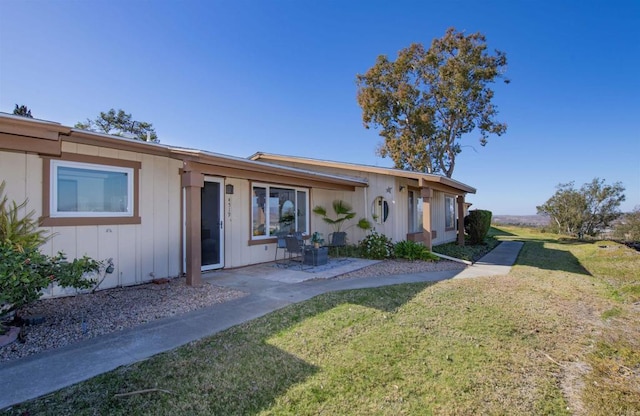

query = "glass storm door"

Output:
[[201, 178, 224, 271]]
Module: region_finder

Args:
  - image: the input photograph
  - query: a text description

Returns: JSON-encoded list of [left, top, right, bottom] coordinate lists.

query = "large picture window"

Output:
[[445, 195, 456, 230], [51, 160, 134, 217], [252, 184, 308, 238]]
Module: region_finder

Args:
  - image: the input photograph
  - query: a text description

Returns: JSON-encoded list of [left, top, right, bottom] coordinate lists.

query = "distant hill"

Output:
[[492, 215, 548, 227]]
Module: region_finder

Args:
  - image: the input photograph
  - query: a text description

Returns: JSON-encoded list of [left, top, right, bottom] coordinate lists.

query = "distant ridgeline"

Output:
[[492, 215, 549, 227]]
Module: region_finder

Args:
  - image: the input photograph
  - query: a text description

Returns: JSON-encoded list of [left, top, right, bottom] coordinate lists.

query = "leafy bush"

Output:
[[464, 210, 492, 245], [0, 243, 100, 313], [359, 230, 394, 259], [0, 182, 101, 316], [394, 240, 439, 261]]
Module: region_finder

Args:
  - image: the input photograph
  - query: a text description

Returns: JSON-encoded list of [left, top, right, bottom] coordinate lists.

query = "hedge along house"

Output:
[[0, 113, 367, 293], [250, 153, 476, 251]]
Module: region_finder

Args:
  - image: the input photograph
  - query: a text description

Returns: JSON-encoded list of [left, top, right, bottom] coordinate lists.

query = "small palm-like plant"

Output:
[[312, 200, 371, 233], [0, 181, 50, 250]]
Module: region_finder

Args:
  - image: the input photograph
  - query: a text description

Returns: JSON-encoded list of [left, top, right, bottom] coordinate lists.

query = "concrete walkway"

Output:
[[0, 241, 523, 410]]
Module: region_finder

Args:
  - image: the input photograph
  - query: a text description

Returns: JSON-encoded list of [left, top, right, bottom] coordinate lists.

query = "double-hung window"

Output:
[[252, 183, 308, 239], [445, 195, 456, 230]]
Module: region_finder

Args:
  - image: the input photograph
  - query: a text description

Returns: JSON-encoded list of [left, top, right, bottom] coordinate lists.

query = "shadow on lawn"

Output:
[[515, 240, 591, 276], [488, 226, 517, 237], [13, 282, 432, 415], [176, 282, 431, 414]]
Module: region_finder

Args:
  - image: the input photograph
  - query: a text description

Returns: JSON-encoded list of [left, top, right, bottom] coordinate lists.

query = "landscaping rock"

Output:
[[0, 326, 20, 348]]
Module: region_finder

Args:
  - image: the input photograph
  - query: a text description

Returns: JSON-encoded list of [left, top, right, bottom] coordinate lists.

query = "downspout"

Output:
[[363, 186, 368, 220]]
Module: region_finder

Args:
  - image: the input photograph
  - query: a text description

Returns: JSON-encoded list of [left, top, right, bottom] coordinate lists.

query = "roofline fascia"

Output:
[[0, 115, 369, 190], [0, 113, 71, 140], [175, 149, 368, 188], [67, 128, 175, 157], [250, 152, 476, 194]]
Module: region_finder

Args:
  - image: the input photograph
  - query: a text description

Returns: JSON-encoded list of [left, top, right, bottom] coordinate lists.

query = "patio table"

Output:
[[303, 246, 328, 266]]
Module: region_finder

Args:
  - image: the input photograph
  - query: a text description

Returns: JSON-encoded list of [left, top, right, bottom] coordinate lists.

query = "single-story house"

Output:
[[0, 113, 475, 295], [250, 152, 475, 249]]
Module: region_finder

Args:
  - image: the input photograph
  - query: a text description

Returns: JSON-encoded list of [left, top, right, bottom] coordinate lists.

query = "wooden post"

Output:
[[182, 170, 204, 286], [457, 195, 465, 246], [421, 186, 432, 251]]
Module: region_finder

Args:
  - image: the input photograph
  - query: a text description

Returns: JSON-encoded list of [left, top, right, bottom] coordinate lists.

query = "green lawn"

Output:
[[4, 226, 639, 415], [432, 228, 501, 261]]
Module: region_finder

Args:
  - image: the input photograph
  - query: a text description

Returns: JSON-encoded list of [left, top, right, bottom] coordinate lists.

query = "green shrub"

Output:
[[359, 230, 394, 259], [0, 243, 100, 313], [0, 182, 101, 316], [464, 210, 493, 245], [394, 240, 439, 261]]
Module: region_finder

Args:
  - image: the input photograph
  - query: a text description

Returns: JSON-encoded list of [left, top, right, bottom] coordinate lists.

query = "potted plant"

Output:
[[311, 232, 324, 248]]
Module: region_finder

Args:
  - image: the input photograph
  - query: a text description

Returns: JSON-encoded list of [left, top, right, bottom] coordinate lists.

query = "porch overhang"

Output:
[[176, 150, 368, 191]]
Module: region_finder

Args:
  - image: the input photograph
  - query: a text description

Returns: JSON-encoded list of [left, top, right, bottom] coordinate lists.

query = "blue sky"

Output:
[[1, 0, 638, 215]]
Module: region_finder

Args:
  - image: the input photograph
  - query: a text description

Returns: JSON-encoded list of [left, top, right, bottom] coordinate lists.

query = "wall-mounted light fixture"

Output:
[[399, 185, 405, 192], [225, 184, 234, 194]]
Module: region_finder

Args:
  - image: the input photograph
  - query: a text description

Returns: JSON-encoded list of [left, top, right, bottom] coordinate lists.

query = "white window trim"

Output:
[[251, 182, 309, 240], [50, 159, 134, 218]]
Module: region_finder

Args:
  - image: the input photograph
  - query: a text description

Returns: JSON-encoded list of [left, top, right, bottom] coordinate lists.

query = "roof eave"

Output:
[[250, 152, 476, 194], [175, 149, 368, 189]]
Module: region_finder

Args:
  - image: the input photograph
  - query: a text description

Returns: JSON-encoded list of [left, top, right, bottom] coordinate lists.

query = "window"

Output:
[[42, 155, 141, 226], [445, 195, 456, 230], [51, 160, 134, 217], [372, 196, 389, 224], [252, 184, 308, 238], [408, 190, 423, 232]]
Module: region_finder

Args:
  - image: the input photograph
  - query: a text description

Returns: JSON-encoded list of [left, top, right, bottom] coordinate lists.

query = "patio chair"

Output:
[[285, 235, 306, 269], [327, 231, 347, 258], [292, 231, 305, 244], [274, 232, 288, 266]]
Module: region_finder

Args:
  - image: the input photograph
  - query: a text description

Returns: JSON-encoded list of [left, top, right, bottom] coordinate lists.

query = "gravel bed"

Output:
[[0, 279, 247, 363], [1, 259, 466, 364], [336, 258, 467, 279]]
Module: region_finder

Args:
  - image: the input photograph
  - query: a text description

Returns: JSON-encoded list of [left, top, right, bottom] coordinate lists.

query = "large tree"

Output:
[[13, 104, 33, 118], [75, 108, 158, 142], [537, 178, 626, 236], [356, 27, 508, 177]]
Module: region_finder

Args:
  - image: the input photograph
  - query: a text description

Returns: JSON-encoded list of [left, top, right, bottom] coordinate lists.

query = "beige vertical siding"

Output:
[[0, 151, 34, 211], [0, 144, 182, 297], [431, 191, 459, 246]]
